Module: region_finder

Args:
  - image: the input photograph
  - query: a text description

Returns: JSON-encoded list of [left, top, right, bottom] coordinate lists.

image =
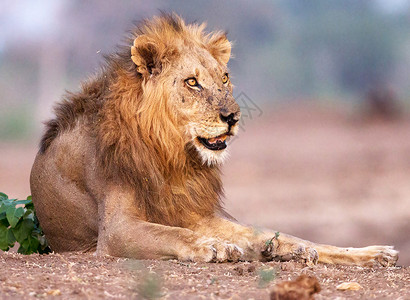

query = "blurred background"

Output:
[[1, 1, 409, 265]]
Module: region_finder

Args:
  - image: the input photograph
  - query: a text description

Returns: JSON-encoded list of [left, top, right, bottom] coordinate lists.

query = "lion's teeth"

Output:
[[207, 134, 228, 144]]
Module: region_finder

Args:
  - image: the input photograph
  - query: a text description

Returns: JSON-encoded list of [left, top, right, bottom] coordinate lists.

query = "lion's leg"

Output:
[[191, 217, 398, 266], [270, 233, 398, 267], [95, 190, 242, 262], [97, 218, 243, 262]]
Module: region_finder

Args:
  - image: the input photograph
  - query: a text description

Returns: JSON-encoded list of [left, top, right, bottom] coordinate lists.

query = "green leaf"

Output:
[[19, 235, 40, 254], [265, 237, 274, 247], [23, 211, 34, 220], [0, 193, 49, 254], [13, 200, 32, 206], [6, 206, 25, 228], [17, 244, 30, 254], [0, 200, 13, 214], [0, 213, 10, 228], [0, 224, 15, 251], [25, 201, 34, 210], [258, 267, 277, 288], [0, 224, 9, 250], [7, 229, 16, 245], [11, 218, 35, 243]]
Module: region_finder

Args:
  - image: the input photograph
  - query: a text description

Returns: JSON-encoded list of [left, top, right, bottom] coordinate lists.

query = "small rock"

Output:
[[47, 289, 61, 296], [336, 282, 362, 291]]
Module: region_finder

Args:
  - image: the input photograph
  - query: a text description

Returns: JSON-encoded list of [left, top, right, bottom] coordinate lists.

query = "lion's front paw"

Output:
[[293, 245, 319, 266], [179, 238, 243, 263], [212, 242, 243, 262], [262, 238, 318, 265], [356, 245, 398, 267]]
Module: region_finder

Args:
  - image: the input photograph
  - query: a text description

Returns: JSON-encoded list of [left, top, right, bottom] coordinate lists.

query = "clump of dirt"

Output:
[[0, 251, 409, 299], [270, 274, 321, 300], [233, 263, 257, 276]]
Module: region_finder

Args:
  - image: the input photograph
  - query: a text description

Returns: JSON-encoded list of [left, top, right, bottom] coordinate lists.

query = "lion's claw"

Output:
[[296, 246, 319, 266], [182, 238, 243, 262], [212, 242, 243, 262], [261, 238, 318, 265]]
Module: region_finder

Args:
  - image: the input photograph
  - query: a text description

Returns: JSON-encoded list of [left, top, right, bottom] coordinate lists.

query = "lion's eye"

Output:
[[222, 73, 229, 84], [185, 78, 198, 87]]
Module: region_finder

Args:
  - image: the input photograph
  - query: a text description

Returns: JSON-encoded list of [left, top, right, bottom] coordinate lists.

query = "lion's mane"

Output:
[[39, 14, 228, 227]]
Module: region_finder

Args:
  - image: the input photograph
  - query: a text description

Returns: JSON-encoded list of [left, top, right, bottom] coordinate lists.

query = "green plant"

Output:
[[137, 271, 163, 300], [258, 267, 278, 288], [0, 192, 50, 254]]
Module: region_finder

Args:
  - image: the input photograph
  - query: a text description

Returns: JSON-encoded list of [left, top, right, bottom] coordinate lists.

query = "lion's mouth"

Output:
[[197, 134, 229, 151]]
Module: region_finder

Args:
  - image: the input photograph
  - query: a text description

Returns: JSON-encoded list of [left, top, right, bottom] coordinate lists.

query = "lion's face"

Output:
[[130, 17, 240, 165], [165, 47, 241, 165]]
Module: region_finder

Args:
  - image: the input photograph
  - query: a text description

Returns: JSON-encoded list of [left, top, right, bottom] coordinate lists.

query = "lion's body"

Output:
[[32, 125, 98, 251], [31, 14, 398, 266]]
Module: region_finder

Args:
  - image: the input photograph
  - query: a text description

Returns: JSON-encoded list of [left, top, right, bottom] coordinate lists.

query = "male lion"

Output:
[[31, 14, 398, 266]]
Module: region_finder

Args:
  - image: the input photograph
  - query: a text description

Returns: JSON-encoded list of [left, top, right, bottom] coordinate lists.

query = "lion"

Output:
[[30, 13, 398, 267]]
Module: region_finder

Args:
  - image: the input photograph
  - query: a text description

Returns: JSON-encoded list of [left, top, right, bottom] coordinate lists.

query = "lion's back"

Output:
[[39, 76, 107, 154]]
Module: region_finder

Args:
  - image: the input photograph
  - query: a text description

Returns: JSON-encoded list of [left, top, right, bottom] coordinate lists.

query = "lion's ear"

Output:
[[131, 36, 159, 77], [207, 34, 231, 65]]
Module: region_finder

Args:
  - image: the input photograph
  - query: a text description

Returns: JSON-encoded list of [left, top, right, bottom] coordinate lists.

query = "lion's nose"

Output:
[[220, 112, 239, 127]]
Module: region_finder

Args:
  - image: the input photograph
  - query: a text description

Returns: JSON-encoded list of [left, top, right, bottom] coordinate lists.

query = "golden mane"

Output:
[[40, 13, 228, 227]]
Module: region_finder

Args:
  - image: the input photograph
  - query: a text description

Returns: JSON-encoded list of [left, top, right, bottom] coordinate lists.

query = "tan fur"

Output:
[[30, 13, 398, 266]]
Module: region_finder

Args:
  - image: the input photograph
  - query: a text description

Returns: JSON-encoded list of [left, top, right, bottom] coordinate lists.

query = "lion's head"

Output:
[[126, 14, 241, 166]]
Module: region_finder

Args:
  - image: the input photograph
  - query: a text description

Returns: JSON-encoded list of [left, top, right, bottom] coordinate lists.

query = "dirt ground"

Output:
[[1, 251, 409, 299], [1, 105, 410, 299]]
